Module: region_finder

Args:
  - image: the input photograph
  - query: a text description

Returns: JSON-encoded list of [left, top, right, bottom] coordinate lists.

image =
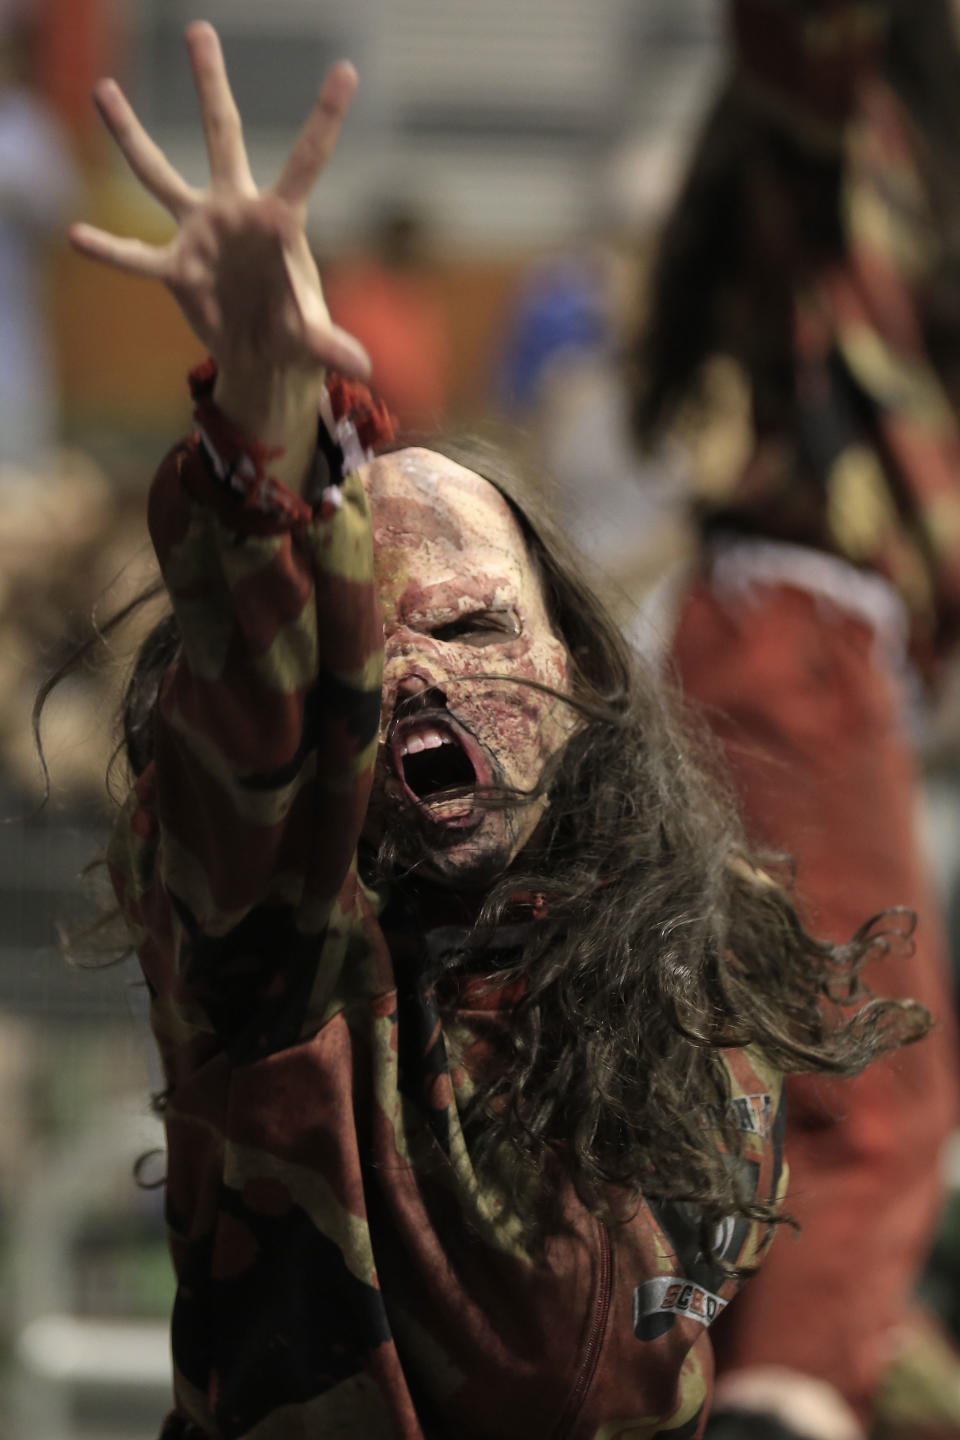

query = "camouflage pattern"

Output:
[[872, 1307, 960, 1440], [111, 378, 787, 1439], [704, 0, 960, 669]]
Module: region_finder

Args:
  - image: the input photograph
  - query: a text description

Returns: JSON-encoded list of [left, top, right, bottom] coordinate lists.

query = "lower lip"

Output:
[[384, 774, 480, 827], [418, 794, 478, 827]]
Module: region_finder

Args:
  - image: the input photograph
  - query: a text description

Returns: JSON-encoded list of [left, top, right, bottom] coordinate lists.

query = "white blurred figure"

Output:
[[0, 0, 76, 470], [496, 135, 696, 658]]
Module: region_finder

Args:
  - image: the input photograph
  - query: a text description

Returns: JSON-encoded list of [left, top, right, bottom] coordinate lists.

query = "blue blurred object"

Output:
[[499, 256, 608, 413]]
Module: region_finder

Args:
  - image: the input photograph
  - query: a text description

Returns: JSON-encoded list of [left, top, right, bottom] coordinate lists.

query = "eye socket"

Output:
[[431, 610, 521, 647]]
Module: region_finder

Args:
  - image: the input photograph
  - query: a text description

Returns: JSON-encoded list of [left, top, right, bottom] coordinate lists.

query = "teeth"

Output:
[[401, 727, 453, 757]]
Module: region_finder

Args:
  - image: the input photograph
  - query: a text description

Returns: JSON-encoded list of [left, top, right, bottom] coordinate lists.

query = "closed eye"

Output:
[[431, 610, 521, 646]]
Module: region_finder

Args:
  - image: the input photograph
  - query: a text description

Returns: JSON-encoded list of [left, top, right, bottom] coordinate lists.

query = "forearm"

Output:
[[147, 366, 383, 933], [213, 363, 324, 496]]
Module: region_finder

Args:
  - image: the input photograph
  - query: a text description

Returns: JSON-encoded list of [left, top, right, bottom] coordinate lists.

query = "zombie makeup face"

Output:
[[362, 448, 575, 888]]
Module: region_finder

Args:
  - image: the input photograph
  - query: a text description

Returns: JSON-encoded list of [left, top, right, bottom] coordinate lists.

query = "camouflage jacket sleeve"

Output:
[[108, 366, 384, 1063]]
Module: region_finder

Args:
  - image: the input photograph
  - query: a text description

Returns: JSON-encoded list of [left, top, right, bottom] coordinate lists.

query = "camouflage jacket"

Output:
[[109, 376, 787, 1440]]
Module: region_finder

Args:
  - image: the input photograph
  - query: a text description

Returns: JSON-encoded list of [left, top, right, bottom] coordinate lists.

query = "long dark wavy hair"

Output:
[[633, 0, 960, 443], [402, 441, 925, 1242], [36, 435, 927, 1250]]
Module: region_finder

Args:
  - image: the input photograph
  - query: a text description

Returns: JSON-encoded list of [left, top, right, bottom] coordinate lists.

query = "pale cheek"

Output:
[[457, 640, 570, 784], [536, 638, 570, 694]]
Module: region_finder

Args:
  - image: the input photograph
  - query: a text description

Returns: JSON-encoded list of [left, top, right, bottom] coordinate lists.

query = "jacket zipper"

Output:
[[553, 1218, 614, 1440]]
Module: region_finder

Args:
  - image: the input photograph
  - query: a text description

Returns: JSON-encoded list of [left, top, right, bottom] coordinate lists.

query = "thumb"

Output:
[[304, 318, 372, 381]]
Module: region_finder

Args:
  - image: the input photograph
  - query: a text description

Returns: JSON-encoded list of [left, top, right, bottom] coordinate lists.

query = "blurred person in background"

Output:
[[323, 197, 452, 431], [634, 1, 960, 1436], [495, 143, 693, 654], [57, 21, 939, 1438], [0, 0, 75, 469]]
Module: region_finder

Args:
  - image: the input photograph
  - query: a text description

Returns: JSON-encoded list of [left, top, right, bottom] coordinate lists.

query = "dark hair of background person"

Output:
[[633, 0, 960, 444], [34, 436, 927, 1249]]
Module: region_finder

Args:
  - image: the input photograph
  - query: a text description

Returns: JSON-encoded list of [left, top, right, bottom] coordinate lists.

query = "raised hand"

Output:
[[70, 21, 370, 484]]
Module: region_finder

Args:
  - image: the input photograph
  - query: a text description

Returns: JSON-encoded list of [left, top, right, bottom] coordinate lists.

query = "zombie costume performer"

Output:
[[106, 360, 785, 1440], [68, 22, 926, 1440], [637, 0, 960, 1430]]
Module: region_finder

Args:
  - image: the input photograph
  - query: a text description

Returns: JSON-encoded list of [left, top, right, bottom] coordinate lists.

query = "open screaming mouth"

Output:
[[391, 716, 480, 820]]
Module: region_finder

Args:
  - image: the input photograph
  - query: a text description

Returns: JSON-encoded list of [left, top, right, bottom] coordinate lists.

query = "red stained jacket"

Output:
[[109, 392, 788, 1440]]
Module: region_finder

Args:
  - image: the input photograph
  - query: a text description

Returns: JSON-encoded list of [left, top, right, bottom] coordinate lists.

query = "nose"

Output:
[[394, 671, 448, 710], [384, 626, 449, 702]]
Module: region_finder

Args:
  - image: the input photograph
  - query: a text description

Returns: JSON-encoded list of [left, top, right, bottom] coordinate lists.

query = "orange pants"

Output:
[[671, 578, 960, 1425]]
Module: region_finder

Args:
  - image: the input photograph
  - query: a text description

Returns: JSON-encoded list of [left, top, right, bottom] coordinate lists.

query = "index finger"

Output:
[[93, 79, 197, 218], [272, 61, 358, 208]]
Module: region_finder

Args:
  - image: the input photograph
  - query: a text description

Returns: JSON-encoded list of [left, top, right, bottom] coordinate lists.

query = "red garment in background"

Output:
[[324, 262, 451, 433], [35, 0, 125, 147], [671, 577, 960, 1426]]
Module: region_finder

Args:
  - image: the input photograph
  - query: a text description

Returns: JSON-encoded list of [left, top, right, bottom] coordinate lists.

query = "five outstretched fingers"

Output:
[[94, 79, 197, 219], [186, 20, 256, 192], [69, 223, 169, 279], [273, 61, 358, 208], [75, 28, 368, 384]]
